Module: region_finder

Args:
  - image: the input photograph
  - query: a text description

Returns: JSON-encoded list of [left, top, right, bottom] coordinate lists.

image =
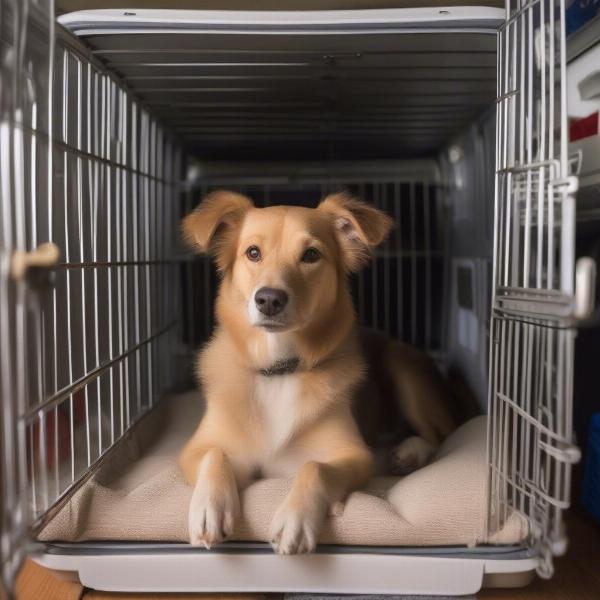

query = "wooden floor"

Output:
[[11, 510, 600, 600]]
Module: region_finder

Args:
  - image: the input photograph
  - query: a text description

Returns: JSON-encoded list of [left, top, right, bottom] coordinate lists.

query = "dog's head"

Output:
[[182, 190, 393, 333]]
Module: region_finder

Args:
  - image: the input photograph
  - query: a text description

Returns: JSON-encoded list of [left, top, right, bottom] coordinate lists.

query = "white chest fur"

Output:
[[254, 373, 301, 453]]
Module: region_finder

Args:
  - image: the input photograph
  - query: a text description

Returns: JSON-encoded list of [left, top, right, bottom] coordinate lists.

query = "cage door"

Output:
[[488, 0, 580, 578], [0, 0, 55, 593]]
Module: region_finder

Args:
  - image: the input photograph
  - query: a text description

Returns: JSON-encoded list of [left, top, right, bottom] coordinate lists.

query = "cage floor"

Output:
[[37, 390, 526, 547]]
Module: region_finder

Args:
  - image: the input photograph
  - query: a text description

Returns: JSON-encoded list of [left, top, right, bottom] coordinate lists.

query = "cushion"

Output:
[[38, 391, 526, 547]]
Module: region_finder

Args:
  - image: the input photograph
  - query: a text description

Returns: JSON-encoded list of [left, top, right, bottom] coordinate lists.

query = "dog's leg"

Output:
[[270, 451, 372, 555], [181, 447, 241, 548], [391, 435, 436, 476]]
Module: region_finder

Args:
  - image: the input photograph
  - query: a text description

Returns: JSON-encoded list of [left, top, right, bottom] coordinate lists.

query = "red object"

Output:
[[570, 112, 599, 142], [72, 389, 86, 422], [31, 410, 69, 470], [30, 389, 87, 470]]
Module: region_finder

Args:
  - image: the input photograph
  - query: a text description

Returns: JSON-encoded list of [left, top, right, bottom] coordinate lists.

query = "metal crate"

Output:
[[0, 0, 587, 594]]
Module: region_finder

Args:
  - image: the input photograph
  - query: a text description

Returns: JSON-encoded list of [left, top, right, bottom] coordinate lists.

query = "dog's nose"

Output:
[[255, 287, 288, 317]]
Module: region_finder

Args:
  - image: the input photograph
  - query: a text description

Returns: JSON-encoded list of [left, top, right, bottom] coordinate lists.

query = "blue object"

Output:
[[566, 0, 600, 37], [582, 413, 600, 524]]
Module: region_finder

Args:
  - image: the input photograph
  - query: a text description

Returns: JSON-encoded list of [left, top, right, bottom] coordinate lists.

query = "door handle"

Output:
[[575, 256, 597, 321], [11, 242, 60, 281]]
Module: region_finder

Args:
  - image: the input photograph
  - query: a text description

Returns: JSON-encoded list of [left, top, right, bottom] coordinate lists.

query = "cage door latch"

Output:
[[11, 242, 60, 281]]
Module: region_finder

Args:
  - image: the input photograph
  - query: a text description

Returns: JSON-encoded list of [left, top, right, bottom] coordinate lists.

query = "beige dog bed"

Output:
[[38, 391, 526, 547]]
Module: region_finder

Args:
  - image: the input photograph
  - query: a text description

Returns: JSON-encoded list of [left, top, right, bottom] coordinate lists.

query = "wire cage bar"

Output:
[[1, 0, 185, 590], [487, 0, 579, 578]]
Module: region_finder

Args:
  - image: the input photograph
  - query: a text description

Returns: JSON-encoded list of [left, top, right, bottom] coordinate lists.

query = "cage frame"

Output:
[[0, 0, 586, 594]]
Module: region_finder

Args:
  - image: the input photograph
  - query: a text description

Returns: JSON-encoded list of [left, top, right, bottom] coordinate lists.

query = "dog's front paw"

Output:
[[188, 487, 240, 548], [269, 498, 325, 555]]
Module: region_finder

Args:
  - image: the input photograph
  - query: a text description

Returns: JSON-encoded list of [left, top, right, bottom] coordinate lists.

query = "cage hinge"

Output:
[[551, 174, 579, 195]]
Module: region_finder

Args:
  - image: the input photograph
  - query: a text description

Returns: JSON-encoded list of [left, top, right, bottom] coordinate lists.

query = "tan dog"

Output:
[[179, 190, 456, 554]]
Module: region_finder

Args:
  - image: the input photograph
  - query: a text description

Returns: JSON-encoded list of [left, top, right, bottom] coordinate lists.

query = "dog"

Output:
[[179, 190, 457, 555]]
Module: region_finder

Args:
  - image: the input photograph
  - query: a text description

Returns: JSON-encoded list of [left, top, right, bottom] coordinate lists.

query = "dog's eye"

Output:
[[246, 245, 261, 262], [301, 247, 321, 264]]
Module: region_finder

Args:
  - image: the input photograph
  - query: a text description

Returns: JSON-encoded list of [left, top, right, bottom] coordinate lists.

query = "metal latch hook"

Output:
[[11, 242, 60, 281]]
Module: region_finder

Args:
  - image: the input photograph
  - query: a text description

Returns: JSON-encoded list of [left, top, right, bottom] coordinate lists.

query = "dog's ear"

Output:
[[182, 190, 253, 271], [318, 192, 394, 272]]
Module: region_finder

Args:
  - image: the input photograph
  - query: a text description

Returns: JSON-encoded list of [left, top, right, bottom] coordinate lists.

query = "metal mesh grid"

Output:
[[487, 0, 579, 578], [1, 1, 184, 589], [25, 33, 184, 520], [182, 175, 447, 362]]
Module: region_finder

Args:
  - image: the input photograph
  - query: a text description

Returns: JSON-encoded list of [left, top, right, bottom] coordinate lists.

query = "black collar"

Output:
[[258, 357, 300, 377]]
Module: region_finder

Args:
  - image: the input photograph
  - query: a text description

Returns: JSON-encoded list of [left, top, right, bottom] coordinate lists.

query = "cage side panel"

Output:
[[1, 6, 188, 584], [24, 31, 186, 530], [440, 111, 496, 407], [488, 0, 579, 578]]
